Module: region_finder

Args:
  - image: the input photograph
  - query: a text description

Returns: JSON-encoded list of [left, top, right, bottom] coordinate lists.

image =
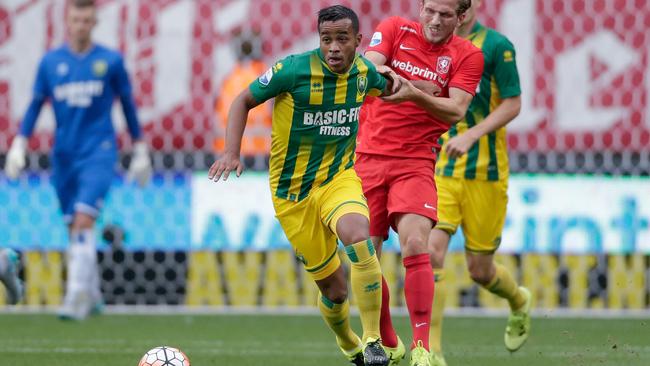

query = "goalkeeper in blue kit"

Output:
[[4, 0, 151, 319]]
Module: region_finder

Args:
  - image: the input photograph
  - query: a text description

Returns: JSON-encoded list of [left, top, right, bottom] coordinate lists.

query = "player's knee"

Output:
[[402, 235, 428, 257], [342, 233, 368, 245], [336, 213, 370, 245], [321, 286, 348, 304], [317, 267, 349, 303], [429, 246, 446, 269], [428, 229, 449, 268], [468, 265, 493, 285]]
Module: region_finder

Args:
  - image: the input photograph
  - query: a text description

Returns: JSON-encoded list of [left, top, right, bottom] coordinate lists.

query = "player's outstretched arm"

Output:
[[365, 51, 387, 67], [382, 77, 473, 125], [367, 50, 440, 96], [410, 80, 442, 96], [208, 88, 261, 182], [445, 95, 521, 158], [364, 51, 400, 95], [6, 66, 48, 180], [112, 54, 152, 186]]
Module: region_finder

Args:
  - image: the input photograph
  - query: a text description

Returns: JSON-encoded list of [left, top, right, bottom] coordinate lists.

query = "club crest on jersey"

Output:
[[56, 62, 69, 76], [369, 31, 382, 46], [436, 56, 451, 75], [93, 60, 108, 77], [258, 67, 274, 86], [357, 76, 367, 95]]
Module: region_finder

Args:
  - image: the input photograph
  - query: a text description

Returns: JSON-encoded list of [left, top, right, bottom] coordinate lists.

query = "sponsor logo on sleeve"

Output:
[[258, 67, 274, 86], [503, 50, 514, 62], [369, 31, 382, 47]]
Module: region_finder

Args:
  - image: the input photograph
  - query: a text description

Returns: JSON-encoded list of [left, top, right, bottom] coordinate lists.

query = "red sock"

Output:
[[380, 276, 398, 348], [403, 253, 435, 350]]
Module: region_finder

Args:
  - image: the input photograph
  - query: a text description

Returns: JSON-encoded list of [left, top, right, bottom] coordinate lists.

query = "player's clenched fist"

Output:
[[208, 152, 243, 182], [444, 132, 479, 158], [381, 76, 420, 103], [375, 65, 401, 95]]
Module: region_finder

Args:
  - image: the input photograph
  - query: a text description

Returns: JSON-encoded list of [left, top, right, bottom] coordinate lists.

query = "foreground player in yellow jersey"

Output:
[[209, 5, 400, 366], [427, 0, 531, 364]]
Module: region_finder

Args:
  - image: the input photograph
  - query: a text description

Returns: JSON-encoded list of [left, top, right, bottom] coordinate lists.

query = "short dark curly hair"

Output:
[[317, 5, 360, 34]]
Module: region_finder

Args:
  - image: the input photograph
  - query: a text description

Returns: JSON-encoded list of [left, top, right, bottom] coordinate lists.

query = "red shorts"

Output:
[[355, 153, 438, 239]]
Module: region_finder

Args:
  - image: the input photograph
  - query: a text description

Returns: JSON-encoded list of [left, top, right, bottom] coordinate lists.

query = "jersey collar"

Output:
[[467, 21, 486, 40], [64, 42, 97, 59]]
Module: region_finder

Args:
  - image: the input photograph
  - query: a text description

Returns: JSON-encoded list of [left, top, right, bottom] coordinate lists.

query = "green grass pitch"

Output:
[[0, 313, 648, 365]]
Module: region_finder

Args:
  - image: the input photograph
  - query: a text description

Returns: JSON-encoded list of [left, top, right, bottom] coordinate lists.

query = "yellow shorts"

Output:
[[273, 168, 369, 281], [434, 175, 508, 253]]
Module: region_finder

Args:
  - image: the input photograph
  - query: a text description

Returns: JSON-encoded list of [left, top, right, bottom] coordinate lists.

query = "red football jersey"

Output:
[[357, 16, 484, 160]]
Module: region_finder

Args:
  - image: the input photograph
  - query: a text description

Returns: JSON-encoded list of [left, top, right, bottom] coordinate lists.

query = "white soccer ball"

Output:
[[138, 346, 190, 366]]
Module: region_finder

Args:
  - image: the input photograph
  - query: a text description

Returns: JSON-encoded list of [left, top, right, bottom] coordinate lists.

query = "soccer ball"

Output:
[[138, 346, 190, 366]]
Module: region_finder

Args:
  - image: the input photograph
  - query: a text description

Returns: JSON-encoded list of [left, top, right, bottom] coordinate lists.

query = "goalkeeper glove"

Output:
[[126, 141, 152, 187], [5, 136, 27, 180]]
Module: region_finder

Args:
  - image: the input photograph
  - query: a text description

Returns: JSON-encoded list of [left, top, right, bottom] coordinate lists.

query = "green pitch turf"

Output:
[[0, 313, 648, 366]]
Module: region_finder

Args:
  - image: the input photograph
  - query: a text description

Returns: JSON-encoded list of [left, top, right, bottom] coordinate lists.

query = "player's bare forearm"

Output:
[[208, 89, 260, 182], [381, 77, 464, 124], [208, 88, 262, 182], [464, 96, 521, 140], [411, 80, 441, 96], [410, 87, 473, 125], [365, 51, 388, 67], [223, 88, 260, 156], [444, 96, 521, 158], [365, 51, 399, 95]]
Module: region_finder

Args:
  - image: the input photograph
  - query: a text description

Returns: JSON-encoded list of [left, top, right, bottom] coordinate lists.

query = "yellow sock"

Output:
[[318, 293, 360, 352], [345, 239, 382, 342], [484, 263, 526, 311], [429, 269, 446, 353]]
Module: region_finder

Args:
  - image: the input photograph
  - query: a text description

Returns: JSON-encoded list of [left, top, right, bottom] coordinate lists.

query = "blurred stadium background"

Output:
[[0, 0, 649, 316]]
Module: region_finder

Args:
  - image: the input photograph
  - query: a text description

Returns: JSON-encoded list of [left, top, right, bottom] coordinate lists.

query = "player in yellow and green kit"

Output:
[[208, 5, 400, 366], [426, 1, 531, 365]]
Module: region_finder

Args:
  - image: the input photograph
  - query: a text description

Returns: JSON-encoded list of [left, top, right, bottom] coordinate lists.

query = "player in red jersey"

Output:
[[355, 1, 483, 365]]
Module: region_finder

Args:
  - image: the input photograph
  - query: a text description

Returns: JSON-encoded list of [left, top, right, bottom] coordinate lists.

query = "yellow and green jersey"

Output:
[[436, 22, 521, 181], [249, 48, 386, 202]]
